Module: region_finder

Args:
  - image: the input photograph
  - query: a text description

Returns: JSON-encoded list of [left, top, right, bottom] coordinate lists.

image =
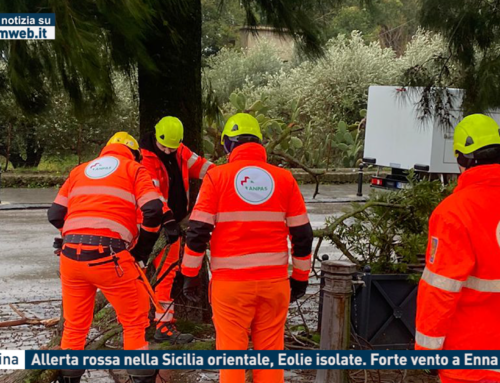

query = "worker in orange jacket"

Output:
[[48, 133, 164, 383], [140, 116, 214, 343], [416, 114, 500, 383], [180, 113, 313, 383]]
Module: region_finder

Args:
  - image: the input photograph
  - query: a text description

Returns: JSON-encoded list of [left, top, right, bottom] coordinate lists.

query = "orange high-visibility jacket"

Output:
[[181, 143, 313, 281], [141, 143, 214, 208], [48, 144, 164, 244], [416, 165, 500, 381]]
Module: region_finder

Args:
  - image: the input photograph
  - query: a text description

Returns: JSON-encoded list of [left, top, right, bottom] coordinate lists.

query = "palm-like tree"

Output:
[[406, 0, 500, 116]]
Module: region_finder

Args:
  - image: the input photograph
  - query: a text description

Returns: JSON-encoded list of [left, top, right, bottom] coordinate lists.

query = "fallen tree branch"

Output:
[[312, 201, 408, 266], [285, 321, 306, 347], [272, 149, 325, 199], [295, 334, 319, 347], [4, 292, 112, 383], [329, 233, 360, 266], [9, 303, 27, 319], [0, 317, 59, 328], [311, 237, 324, 278], [285, 343, 317, 350], [313, 201, 406, 238], [294, 301, 310, 336], [87, 326, 122, 350], [272, 149, 325, 177], [266, 122, 295, 154], [3, 370, 60, 383], [7, 298, 62, 305]]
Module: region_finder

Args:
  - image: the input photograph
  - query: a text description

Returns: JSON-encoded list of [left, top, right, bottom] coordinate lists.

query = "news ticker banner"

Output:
[[0, 13, 55, 40], [2, 350, 500, 370]]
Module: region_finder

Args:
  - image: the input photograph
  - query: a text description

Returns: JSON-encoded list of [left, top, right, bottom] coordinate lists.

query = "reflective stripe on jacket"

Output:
[[48, 144, 164, 244], [181, 143, 313, 281], [415, 164, 500, 382], [141, 143, 214, 208]]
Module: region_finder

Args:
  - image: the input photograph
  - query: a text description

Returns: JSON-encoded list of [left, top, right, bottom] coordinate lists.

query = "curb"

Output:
[[0, 203, 52, 210], [291, 169, 387, 184], [305, 197, 368, 204], [1, 173, 66, 188], [0, 198, 368, 211], [0, 169, 387, 188]]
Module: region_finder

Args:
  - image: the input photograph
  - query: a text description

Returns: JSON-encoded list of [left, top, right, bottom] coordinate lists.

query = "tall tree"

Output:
[[138, 1, 203, 151], [0, 0, 323, 156]]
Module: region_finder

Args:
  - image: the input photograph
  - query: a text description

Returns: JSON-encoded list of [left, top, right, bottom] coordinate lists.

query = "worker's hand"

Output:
[[183, 275, 201, 302], [290, 278, 308, 303], [53, 237, 63, 256], [130, 248, 149, 265], [136, 260, 148, 272], [163, 219, 180, 245]]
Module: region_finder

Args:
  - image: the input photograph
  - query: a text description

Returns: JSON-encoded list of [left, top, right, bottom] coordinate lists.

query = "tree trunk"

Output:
[[138, 0, 203, 155], [138, 0, 208, 322], [24, 129, 44, 168], [4, 123, 12, 171], [7, 150, 25, 169], [5, 128, 44, 169]]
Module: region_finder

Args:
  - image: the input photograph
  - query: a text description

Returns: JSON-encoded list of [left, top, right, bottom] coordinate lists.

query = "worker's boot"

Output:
[[58, 369, 85, 383], [127, 369, 157, 383], [154, 321, 194, 344]]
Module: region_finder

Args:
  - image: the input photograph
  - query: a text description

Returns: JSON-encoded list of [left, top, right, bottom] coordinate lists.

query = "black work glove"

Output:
[[163, 219, 180, 245], [183, 275, 201, 302], [53, 237, 63, 256], [290, 278, 308, 303], [130, 248, 149, 265]]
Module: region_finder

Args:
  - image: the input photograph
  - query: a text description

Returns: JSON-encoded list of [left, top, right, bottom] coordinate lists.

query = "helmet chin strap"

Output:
[[223, 135, 262, 154], [223, 138, 237, 154], [457, 147, 500, 169], [457, 153, 476, 169]]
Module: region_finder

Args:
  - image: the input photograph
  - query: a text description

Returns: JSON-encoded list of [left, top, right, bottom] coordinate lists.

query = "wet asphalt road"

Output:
[[0, 184, 367, 300]]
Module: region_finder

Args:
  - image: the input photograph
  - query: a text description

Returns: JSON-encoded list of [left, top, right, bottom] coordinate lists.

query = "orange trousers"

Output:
[[211, 278, 290, 383], [152, 239, 180, 324], [60, 250, 150, 350]]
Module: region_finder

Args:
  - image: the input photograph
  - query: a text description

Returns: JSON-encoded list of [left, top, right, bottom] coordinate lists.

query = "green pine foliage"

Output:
[[0, 0, 325, 169], [405, 0, 500, 115], [0, 0, 158, 113], [325, 175, 455, 273]]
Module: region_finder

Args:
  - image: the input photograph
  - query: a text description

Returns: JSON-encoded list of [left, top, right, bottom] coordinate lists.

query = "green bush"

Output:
[[0, 71, 138, 170], [203, 41, 286, 104], [239, 30, 447, 125], [321, 175, 455, 273], [202, 30, 449, 168]]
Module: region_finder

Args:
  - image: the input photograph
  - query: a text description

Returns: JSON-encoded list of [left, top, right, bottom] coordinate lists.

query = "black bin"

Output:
[[351, 273, 418, 350]]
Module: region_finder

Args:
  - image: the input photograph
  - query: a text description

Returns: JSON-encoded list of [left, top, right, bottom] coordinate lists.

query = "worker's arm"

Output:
[[47, 178, 71, 230], [141, 153, 173, 217], [130, 167, 165, 263], [286, 180, 313, 282], [415, 209, 475, 350], [140, 154, 177, 241], [182, 173, 217, 277], [185, 146, 215, 180]]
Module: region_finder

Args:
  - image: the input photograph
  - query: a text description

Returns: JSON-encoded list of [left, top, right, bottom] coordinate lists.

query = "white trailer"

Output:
[[363, 86, 500, 189]]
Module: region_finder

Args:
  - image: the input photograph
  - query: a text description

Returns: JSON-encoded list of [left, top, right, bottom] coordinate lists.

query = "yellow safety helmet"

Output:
[[221, 113, 263, 144], [107, 132, 140, 151], [454, 114, 500, 156], [155, 116, 184, 149]]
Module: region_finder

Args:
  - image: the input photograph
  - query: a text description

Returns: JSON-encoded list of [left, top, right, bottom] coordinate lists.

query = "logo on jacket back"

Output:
[[235, 166, 275, 205], [85, 156, 120, 179]]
